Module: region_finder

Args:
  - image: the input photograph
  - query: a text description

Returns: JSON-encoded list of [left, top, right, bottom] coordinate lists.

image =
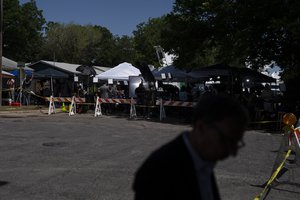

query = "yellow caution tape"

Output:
[[253, 149, 292, 200], [250, 121, 280, 124], [22, 89, 47, 100], [2, 88, 13, 92], [282, 125, 294, 133]]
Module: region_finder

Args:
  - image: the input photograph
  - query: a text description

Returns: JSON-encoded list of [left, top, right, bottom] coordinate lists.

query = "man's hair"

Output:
[[192, 94, 249, 127]]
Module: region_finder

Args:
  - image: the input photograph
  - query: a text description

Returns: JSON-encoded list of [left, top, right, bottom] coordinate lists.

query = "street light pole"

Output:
[[0, 0, 3, 106]]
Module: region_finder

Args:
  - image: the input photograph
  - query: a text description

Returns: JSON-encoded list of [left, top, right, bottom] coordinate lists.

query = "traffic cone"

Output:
[[61, 102, 67, 112]]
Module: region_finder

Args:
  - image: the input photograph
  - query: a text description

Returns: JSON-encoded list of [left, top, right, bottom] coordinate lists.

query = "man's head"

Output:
[[189, 94, 249, 162]]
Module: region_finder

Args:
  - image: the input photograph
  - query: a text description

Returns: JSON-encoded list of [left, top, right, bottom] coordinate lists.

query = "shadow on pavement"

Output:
[[0, 181, 9, 187]]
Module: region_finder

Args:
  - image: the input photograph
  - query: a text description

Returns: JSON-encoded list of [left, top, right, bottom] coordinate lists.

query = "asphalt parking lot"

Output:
[[0, 112, 299, 200]]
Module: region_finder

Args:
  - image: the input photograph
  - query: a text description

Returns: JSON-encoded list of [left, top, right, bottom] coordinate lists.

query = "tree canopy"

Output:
[[3, 0, 300, 80], [133, 17, 167, 67], [41, 23, 114, 66], [41, 22, 139, 67], [3, 0, 46, 61], [161, 0, 300, 80]]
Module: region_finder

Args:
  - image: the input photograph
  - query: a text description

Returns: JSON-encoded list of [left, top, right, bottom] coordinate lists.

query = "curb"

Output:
[[0, 108, 63, 118]]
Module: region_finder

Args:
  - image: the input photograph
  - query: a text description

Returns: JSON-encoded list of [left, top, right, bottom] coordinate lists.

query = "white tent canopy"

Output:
[[96, 62, 141, 80]]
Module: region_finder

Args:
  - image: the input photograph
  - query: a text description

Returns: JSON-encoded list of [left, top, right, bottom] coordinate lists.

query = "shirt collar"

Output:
[[182, 132, 214, 169]]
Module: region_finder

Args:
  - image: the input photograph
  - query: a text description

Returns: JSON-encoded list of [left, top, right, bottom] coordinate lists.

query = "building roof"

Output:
[[1, 57, 18, 70], [39, 60, 82, 74], [29, 60, 110, 75], [1, 56, 33, 71]]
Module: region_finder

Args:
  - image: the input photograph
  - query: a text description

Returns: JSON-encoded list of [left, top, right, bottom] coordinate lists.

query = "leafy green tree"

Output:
[[41, 23, 80, 63], [133, 17, 167, 67], [3, 0, 46, 62], [112, 35, 136, 65], [163, 0, 300, 79], [91, 26, 115, 66], [161, 0, 217, 69], [41, 23, 116, 66]]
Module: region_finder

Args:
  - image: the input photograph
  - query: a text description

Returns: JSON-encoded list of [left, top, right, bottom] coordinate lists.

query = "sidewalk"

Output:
[[0, 105, 60, 117]]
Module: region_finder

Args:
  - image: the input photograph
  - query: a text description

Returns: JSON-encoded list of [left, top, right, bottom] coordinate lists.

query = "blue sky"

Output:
[[19, 0, 175, 36]]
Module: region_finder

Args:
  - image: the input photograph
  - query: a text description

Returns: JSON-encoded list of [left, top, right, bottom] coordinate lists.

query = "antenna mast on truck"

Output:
[[154, 45, 168, 67]]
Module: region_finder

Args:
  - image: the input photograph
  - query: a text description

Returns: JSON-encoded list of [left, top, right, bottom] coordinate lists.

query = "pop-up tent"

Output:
[[188, 63, 276, 83], [1, 57, 18, 70], [1, 70, 15, 78], [10, 69, 34, 77], [152, 65, 189, 81], [96, 62, 141, 80], [1, 56, 34, 72]]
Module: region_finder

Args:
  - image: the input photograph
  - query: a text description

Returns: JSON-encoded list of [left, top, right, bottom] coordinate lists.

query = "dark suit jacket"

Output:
[[133, 134, 220, 200]]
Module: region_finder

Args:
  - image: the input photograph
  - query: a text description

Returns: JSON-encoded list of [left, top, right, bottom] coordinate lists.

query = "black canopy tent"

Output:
[[186, 64, 276, 94], [34, 68, 69, 79], [187, 64, 276, 83], [33, 68, 69, 96], [152, 65, 189, 82], [188, 64, 232, 78], [75, 65, 97, 93], [28, 60, 81, 97], [237, 67, 275, 83]]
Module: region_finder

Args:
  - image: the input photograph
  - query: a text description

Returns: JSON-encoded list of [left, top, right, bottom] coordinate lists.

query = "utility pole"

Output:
[[0, 0, 3, 106]]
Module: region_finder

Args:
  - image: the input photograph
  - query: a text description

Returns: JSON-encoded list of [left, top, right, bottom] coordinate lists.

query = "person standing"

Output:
[[99, 83, 110, 99], [178, 85, 188, 101], [110, 84, 118, 98], [43, 80, 51, 97], [6, 78, 15, 103], [260, 84, 274, 119], [99, 83, 111, 114], [135, 82, 146, 105], [135, 82, 147, 117], [22, 75, 33, 105], [133, 94, 249, 200]]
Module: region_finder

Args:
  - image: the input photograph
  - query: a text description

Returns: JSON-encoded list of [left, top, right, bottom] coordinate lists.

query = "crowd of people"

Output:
[[71, 80, 286, 122], [5, 75, 34, 105], [96, 83, 127, 99], [69, 81, 278, 124], [3, 74, 293, 123], [158, 82, 285, 122]]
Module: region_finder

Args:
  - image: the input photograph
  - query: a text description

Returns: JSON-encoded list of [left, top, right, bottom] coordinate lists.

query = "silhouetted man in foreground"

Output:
[[133, 94, 249, 200]]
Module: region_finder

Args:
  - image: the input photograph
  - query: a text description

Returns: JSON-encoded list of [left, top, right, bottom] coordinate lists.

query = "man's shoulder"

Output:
[[137, 134, 189, 171], [133, 133, 199, 199], [135, 87, 144, 92], [152, 134, 185, 157]]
